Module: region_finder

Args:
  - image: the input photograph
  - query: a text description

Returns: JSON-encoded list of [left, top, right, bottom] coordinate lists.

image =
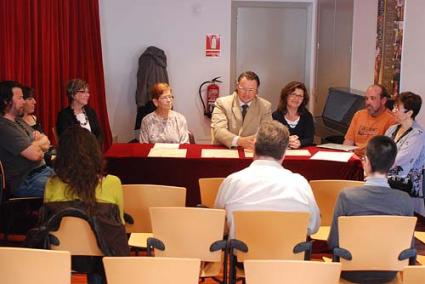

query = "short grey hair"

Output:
[[255, 121, 289, 160]]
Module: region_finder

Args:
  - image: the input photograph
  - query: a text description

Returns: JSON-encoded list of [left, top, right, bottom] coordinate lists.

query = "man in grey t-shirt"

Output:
[[0, 81, 53, 197], [328, 135, 414, 283]]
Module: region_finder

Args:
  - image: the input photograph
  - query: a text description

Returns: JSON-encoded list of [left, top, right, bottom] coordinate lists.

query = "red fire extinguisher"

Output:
[[199, 77, 222, 118]]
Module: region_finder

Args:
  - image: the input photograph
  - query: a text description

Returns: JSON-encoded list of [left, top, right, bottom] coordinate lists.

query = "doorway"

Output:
[[231, 1, 314, 110]]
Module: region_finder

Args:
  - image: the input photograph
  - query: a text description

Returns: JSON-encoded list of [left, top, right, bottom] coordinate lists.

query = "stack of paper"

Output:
[[310, 151, 353, 162], [201, 149, 239, 158], [286, 149, 311, 156], [152, 143, 180, 149], [148, 148, 187, 158]]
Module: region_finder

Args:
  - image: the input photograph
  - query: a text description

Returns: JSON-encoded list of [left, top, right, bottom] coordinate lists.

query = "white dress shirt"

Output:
[[214, 159, 321, 238]]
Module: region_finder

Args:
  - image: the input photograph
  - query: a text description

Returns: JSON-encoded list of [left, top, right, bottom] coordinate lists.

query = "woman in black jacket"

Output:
[[56, 79, 103, 145], [272, 81, 315, 148]]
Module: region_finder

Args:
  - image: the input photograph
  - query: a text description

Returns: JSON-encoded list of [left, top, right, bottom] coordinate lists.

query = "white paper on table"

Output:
[[244, 150, 254, 158], [148, 148, 187, 158], [286, 149, 311, 156], [310, 151, 353, 162], [201, 149, 239, 158], [152, 143, 180, 149]]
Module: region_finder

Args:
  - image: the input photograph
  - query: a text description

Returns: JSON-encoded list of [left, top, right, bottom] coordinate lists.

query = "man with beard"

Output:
[[0, 81, 53, 197], [343, 84, 396, 156]]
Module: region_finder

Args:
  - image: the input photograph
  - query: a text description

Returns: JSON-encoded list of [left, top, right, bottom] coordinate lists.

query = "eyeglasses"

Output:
[[237, 86, 257, 94], [392, 104, 408, 113], [76, 89, 90, 94], [159, 95, 174, 100], [288, 93, 304, 99]]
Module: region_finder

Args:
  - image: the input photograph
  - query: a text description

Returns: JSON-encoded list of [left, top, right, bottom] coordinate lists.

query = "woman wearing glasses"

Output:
[[385, 92, 425, 214], [272, 81, 314, 149], [139, 82, 189, 143], [56, 79, 103, 145]]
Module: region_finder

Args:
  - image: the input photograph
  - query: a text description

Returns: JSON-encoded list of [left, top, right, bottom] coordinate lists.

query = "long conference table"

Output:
[[105, 144, 363, 206]]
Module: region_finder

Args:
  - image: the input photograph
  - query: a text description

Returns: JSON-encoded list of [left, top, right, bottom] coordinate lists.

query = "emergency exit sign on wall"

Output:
[[205, 34, 220, 57]]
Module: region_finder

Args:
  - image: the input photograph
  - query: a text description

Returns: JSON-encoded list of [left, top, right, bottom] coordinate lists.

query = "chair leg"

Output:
[[229, 252, 237, 284], [3, 203, 14, 241]]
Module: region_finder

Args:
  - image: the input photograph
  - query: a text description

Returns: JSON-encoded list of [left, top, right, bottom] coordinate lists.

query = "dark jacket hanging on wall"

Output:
[[135, 46, 169, 107], [134, 46, 169, 132]]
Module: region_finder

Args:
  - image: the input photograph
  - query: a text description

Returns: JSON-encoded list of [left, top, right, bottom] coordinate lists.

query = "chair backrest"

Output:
[[122, 184, 186, 233], [150, 207, 225, 262], [188, 130, 195, 144], [233, 211, 310, 261], [50, 216, 103, 256], [403, 266, 425, 284], [103, 256, 201, 284], [309, 180, 364, 226], [338, 215, 417, 271], [198, 177, 224, 208], [0, 247, 71, 284], [244, 260, 341, 284]]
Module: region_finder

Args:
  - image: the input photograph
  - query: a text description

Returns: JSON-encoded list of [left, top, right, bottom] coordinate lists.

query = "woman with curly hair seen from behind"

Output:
[[272, 81, 314, 148], [44, 126, 124, 284]]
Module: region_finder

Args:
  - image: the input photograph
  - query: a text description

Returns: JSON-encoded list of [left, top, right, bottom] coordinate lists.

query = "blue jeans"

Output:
[[14, 166, 54, 197]]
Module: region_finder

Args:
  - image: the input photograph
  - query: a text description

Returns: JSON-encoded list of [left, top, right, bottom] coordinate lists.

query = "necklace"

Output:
[[74, 108, 89, 126]]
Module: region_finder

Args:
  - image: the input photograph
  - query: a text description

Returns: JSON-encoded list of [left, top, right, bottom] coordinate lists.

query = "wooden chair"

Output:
[[147, 207, 227, 283], [229, 211, 312, 284], [123, 184, 186, 249], [334, 216, 417, 282], [103, 256, 201, 284], [309, 179, 364, 240], [198, 177, 224, 208], [50, 216, 103, 256], [0, 160, 43, 240], [244, 260, 342, 284], [402, 265, 425, 284], [0, 247, 71, 284]]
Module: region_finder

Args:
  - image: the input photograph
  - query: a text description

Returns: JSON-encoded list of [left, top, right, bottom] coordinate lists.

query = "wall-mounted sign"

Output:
[[205, 34, 220, 57]]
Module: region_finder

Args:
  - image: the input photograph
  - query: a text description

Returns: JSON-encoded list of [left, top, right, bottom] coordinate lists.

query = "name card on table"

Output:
[[152, 143, 180, 149], [286, 149, 311, 156], [201, 149, 239, 158], [148, 148, 187, 158], [310, 151, 353, 162]]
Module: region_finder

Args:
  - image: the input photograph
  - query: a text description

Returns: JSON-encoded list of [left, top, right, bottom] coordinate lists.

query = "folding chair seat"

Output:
[[402, 265, 425, 284], [103, 256, 201, 284], [244, 259, 342, 284], [198, 177, 224, 208], [0, 247, 71, 284], [147, 207, 227, 283], [309, 179, 364, 240], [123, 184, 186, 249], [228, 211, 312, 284], [333, 216, 417, 283]]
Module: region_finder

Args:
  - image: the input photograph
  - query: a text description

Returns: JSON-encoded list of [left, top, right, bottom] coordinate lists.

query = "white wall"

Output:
[[99, 0, 231, 143], [99, 0, 316, 143], [400, 0, 425, 126], [350, 0, 378, 91], [350, 0, 425, 127]]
